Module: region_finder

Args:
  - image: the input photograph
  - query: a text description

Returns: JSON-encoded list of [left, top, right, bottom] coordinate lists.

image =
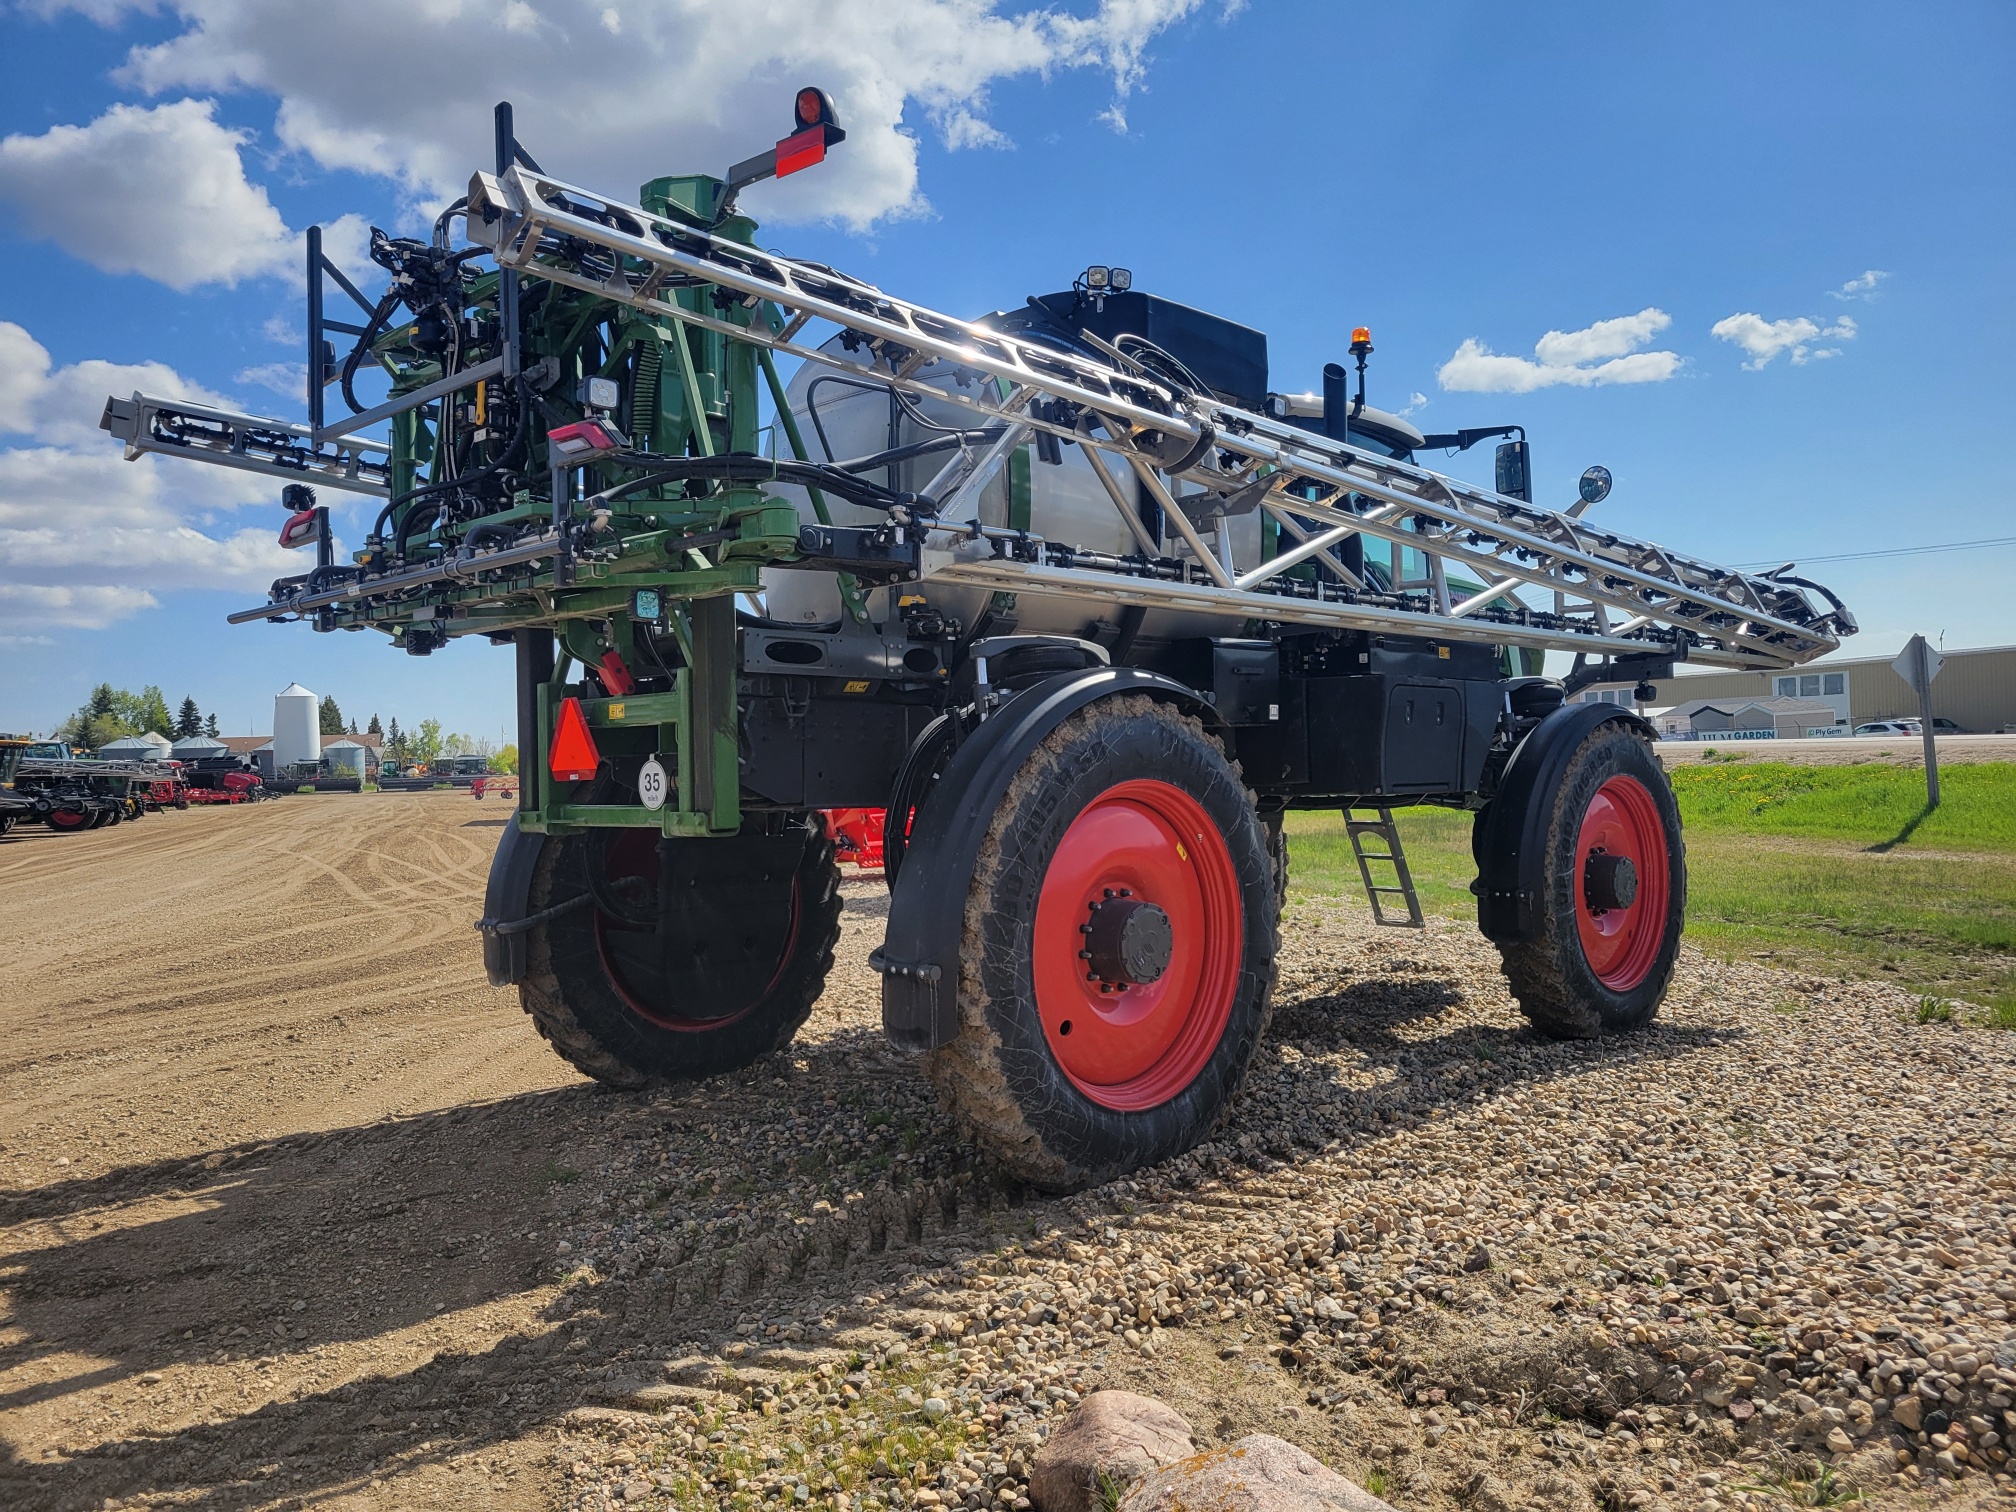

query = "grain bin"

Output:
[[322, 738, 366, 777], [272, 683, 320, 770]]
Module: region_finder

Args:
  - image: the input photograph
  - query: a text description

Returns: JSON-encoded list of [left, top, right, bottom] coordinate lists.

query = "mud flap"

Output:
[[875, 668, 1215, 1052], [476, 814, 548, 986], [1473, 702, 1656, 944]]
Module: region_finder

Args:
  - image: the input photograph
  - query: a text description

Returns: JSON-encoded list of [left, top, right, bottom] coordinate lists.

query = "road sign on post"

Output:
[[1891, 635, 1944, 807]]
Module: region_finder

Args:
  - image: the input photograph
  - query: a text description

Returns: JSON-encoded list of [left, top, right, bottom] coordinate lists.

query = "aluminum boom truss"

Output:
[[105, 155, 1851, 673], [456, 163, 1849, 671], [100, 393, 391, 496]]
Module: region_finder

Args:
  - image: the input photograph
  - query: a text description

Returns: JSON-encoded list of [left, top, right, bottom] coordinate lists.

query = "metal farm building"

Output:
[[1644, 644, 2016, 734]]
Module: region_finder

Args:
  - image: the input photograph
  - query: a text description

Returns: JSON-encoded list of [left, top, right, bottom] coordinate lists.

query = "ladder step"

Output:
[[1343, 805, 1425, 929]]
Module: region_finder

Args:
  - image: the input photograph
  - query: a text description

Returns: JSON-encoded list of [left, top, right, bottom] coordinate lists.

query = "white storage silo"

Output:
[[273, 683, 321, 770]]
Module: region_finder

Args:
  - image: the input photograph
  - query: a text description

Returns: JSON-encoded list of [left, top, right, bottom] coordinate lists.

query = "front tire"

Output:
[[519, 820, 842, 1087], [924, 696, 1278, 1190], [1493, 724, 1686, 1038]]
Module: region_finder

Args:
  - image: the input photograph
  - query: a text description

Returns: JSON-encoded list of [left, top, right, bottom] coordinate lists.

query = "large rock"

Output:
[[1030, 1390, 1197, 1512], [1116, 1435, 1398, 1512]]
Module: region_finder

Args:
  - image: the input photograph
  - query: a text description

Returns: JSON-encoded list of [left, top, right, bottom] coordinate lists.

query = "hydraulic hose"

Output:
[[340, 287, 405, 417], [586, 452, 921, 513]]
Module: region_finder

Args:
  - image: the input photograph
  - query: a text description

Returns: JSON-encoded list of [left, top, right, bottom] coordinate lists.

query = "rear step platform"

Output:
[[1345, 806, 1425, 928]]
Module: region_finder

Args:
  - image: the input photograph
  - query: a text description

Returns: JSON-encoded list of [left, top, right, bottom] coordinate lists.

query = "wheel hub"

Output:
[[1572, 775, 1671, 991], [1582, 850, 1639, 912], [1080, 892, 1174, 990], [1032, 779, 1243, 1109]]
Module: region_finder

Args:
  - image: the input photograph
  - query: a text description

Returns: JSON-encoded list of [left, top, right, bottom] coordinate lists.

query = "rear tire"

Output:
[[1493, 724, 1685, 1038], [924, 696, 1278, 1190], [519, 820, 842, 1087]]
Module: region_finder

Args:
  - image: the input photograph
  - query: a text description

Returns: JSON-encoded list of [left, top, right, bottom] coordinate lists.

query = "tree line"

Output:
[[57, 685, 218, 749]]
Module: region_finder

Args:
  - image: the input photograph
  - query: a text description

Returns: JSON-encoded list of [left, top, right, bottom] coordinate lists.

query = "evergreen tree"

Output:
[[174, 696, 203, 740], [318, 695, 345, 735], [88, 683, 117, 720], [367, 713, 383, 737], [386, 717, 405, 760], [203, 712, 221, 738], [348, 719, 358, 735]]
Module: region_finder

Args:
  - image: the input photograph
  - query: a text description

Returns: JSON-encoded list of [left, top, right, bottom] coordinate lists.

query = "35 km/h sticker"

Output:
[[638, 755, 669, 811]]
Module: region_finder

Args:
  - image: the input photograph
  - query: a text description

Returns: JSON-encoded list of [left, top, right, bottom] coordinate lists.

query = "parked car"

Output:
[[1854, 720, 1920, 736]]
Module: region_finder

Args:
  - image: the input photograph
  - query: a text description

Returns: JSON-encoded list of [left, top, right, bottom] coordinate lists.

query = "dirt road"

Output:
[[2, 795, 2010, 1512], [0, 795, 583, 1511]]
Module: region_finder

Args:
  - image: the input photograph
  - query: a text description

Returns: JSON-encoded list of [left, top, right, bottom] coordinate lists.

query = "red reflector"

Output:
[[277, 508, 319, 549], [548, 696, 601, 783], [597, 649, 637, 697], [775, 126, 827, 178], [548, 419, 620, 458]]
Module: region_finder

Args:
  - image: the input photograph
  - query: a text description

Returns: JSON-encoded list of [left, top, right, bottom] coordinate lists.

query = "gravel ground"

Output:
[[543, 881, 2016, 1512], [3, 799, 2011, 1512]]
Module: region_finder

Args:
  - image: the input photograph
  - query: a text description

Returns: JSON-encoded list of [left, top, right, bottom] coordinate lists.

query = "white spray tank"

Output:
[[272, 683, 321, 771]]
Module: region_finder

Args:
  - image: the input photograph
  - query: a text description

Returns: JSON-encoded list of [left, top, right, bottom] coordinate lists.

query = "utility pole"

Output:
[[1892, 634, 1945, 808]]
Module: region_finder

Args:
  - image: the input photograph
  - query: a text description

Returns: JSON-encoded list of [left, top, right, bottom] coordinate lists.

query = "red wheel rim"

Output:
[[1574, 775, 1671, 990], [1033, 779, 1242, 1111], [47, 810, 88, 830], [592, 831, 803, 1033]]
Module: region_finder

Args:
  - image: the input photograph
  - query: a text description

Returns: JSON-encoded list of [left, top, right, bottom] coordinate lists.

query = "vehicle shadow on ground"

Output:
[[0, 960, 1726, 1510]]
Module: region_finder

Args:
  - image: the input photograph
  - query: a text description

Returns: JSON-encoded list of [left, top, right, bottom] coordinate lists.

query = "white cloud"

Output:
[[1711, 311, 1858, 369], [236, 362, 307, 401], [0, 321, 293, 628], [43, 0, 1214, 233], [1830, 269, 1888, 302], [0, 584, 163, 629], [1396, 391, 1427, 419], [1532, 308, 1672, 368], [0, 96, 379, 295], [0, 100, 296, 290], [1437, 308, 1682, 394]]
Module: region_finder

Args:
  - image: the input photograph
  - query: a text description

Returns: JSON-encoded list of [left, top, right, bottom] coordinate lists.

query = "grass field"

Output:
[[1283, 760, 2016, 1025]]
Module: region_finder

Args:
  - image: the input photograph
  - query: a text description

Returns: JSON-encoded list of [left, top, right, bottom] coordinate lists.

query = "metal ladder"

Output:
[[1345, 807, 1424, 928]]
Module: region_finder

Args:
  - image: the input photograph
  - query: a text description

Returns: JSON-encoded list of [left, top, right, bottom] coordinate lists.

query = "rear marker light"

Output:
[[547, 420, 620, 458], [277, 508, 320, 548], [775, 126, 828, 178]]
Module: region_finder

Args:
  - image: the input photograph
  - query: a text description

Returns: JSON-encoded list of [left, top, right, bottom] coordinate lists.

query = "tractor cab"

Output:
[[1263, 392, 1426, 460]]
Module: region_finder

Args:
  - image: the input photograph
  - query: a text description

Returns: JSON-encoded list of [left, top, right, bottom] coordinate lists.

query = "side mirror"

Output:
[[1494, 439, 1532, 502], [1566, 464, 1612, 518]]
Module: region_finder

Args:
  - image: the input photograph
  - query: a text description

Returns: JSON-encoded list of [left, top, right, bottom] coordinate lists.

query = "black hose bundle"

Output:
[[587, 451, 926, 513]]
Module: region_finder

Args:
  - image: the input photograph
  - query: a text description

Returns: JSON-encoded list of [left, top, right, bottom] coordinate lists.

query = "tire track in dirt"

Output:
[[0, 795, 594, 1512]]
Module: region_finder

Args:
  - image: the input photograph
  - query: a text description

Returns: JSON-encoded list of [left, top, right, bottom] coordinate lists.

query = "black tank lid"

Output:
[[984, 289, 1269, 412]]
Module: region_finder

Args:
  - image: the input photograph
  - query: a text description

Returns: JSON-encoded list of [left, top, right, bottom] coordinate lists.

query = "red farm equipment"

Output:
[[820, 808, 886, 872]]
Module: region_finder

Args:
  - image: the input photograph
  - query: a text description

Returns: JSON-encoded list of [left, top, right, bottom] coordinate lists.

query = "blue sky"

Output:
[[1, 0, 2010, 740]]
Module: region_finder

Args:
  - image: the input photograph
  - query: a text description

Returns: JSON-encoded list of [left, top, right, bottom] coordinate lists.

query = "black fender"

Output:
[[476, 813, 550, 986], [1473, 702, 1657, 944], [875, 667, 1218, 1052]]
